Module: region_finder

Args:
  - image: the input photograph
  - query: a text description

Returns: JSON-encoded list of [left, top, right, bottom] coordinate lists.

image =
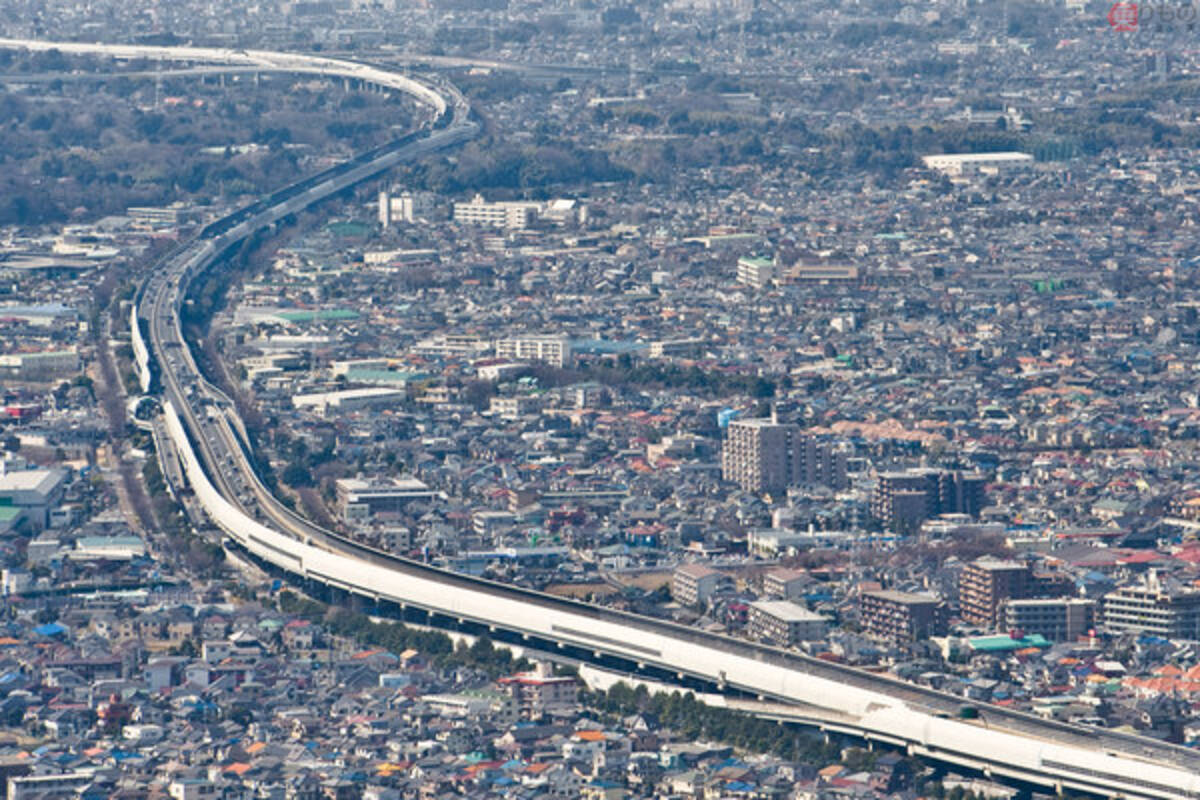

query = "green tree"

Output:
[[282, 462, 313, 487]]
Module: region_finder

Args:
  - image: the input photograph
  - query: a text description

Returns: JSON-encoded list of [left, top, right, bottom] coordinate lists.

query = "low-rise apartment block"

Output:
[[748, 600, 827, 646]]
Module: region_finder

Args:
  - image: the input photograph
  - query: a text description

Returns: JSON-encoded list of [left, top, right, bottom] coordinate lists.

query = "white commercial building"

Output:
[[362, 248, 438, 267], [336, 477, 438, 524], [0, 468, 67, 530], [291, 387, 406, 415], [71, 535, 147, 561], [921, 152, 1034, 177], [453, 194, 541, 230]]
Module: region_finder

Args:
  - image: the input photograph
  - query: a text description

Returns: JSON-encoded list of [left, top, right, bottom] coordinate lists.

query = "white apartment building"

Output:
[[494, 336, 571, 368]]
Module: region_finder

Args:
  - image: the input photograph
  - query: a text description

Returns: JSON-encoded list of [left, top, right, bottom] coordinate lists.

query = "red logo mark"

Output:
[[1109, 2, 1139, 30]]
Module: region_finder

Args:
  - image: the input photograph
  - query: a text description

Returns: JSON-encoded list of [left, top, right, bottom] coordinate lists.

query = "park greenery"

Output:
[[528, 359, 780, 399], [593, 681, 844, 764], [0, 50, 416, 225]]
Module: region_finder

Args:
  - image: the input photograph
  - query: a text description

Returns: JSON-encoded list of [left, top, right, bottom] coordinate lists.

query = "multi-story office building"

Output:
[[871, 469, 987, 533], [1003, 598, 1095, 643], [860, 590, 947, 643], [1103, 572, 1200, 640], [747, 600, 827, 646], [494, 336, 572, 368], [721, 419, 847, 494]]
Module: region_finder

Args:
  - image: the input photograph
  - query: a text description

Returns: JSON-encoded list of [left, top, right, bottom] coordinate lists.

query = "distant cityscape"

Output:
[[3, 0, 1200, 799]]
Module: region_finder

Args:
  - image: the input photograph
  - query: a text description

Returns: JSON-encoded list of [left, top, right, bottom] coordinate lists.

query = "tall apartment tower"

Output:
[[379, 190, 417, 228], [959, 557, 1033, 628], [721, 419, 847, 494], [871, 469, 987, 533]]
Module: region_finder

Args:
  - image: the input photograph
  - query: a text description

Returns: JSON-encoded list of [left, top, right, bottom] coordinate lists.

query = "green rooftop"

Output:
[[275, 309, 360, 324], [344, 369, 429, 385], [327, 220, 372, 237], [967, 634, 1051, 653]]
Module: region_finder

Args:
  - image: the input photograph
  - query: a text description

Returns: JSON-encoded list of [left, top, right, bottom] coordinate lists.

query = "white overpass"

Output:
[[0, 38, 451, 115]]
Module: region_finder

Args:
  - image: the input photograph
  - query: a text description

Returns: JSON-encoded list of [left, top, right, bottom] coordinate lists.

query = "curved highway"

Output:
[[5, 38, 1200, 800]]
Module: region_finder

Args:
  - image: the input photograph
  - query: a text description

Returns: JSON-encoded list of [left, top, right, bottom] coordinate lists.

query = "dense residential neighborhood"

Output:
[[5, 0, 1200, 797]]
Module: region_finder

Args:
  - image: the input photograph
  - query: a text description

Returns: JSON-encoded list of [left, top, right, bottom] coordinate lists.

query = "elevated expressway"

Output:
[[6, 38, 1200, 799]]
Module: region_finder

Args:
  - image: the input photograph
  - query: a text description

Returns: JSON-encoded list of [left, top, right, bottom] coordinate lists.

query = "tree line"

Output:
[[278, 590, 533, 678]]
